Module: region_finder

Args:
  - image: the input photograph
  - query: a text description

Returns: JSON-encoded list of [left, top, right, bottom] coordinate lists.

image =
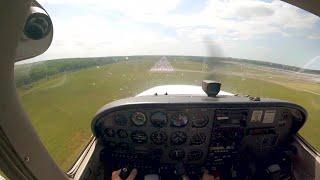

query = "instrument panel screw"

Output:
[[24, 156, 30, 162]]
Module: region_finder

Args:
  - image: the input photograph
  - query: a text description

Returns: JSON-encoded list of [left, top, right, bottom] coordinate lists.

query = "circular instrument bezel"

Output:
[[150, 130, 168, 145], [170, 113, 189, 127], [150, 111, 168, 127], [131, 111, 147, 126]]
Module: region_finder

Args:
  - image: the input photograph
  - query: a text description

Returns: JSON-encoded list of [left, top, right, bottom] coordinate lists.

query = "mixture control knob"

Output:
[[119, 166, 133, 180]]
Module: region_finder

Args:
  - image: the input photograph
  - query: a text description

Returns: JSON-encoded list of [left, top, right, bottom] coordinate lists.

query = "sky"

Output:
[[21, 0, 320, 69]]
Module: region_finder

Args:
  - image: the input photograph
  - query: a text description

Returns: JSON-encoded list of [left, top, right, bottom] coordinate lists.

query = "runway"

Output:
[[150, 56, 175, 72]]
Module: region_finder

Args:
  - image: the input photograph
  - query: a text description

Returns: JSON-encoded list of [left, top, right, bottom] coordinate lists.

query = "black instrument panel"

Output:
[[99, 108, 213, 164], [92, 96, 307, 178]]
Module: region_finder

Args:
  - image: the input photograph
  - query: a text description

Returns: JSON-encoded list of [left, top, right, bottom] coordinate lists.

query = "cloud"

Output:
[[23, 0, 319, 63], [40, 0, 181, 16], [40, 0, 319, 39], [77, 0, 317, 42], [235, 5, 274, 19]]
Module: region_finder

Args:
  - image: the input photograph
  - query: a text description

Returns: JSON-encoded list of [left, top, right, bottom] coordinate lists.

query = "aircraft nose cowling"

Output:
[[136, 85, 233, 97]]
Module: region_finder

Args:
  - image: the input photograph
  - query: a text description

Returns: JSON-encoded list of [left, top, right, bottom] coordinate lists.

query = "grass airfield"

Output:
[[15, 56, 320, 170]]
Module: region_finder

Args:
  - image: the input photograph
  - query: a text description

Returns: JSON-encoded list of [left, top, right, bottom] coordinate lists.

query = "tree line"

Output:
[[14, 57, 121, 88]]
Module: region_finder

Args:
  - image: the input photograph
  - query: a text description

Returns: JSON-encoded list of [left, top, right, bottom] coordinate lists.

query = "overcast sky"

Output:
[[22, 0, 320, 69]]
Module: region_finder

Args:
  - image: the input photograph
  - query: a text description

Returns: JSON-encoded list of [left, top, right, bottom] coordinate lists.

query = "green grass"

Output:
[[15, 57, 320, 171], [16, 59, 209, 170]]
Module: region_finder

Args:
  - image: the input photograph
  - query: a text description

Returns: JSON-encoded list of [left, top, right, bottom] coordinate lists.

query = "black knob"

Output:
[[119, 166, 133, 180]]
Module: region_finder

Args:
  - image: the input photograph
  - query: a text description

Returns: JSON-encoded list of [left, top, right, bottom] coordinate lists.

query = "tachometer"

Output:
[[170, 113, 188, 127], [150, 131, 167, 145], [170, 131, 187, 145], [131, 112, 147, 126], [151, 112, 167, 127]]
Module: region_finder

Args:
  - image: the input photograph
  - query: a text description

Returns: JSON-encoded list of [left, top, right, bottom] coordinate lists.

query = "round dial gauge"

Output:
[[170, 113, 188, 127], [191, 113, 209, 127], [131, 130, 148, 144], [151, 112, 168, 127], [131, 112, 147, 126], [114, 114, 128, 126], [190, 132, 206, 145], [170, 131, 187, 145], [104, 128, 115, 137], [117, 129, 128, 138], [150, 131, 167, 145]]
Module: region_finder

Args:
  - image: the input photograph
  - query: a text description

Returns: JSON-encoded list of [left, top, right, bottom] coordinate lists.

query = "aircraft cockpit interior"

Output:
[[1, 1, 320, 180], [81, 81, 308, 179]]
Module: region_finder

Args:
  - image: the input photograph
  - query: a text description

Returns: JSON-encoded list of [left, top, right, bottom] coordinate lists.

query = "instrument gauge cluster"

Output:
[[93, 96, 307, 176], [100, 109, 211, 164]]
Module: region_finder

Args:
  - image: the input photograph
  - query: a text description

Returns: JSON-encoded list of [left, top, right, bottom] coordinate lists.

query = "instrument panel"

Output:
[[99, 108, 213, 164], [93, 96, 307, 177]]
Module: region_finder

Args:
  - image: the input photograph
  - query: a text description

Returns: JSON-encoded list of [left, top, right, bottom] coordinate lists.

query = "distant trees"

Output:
[[15, 56, 320, 88], [14, 57, 120, 88]]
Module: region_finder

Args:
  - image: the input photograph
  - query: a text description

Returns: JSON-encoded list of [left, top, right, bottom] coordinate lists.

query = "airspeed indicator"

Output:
[[131, 112, 147, 126]]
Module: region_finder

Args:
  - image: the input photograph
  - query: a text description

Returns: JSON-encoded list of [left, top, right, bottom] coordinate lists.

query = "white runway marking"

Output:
[[150, 56, 175, 72]]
